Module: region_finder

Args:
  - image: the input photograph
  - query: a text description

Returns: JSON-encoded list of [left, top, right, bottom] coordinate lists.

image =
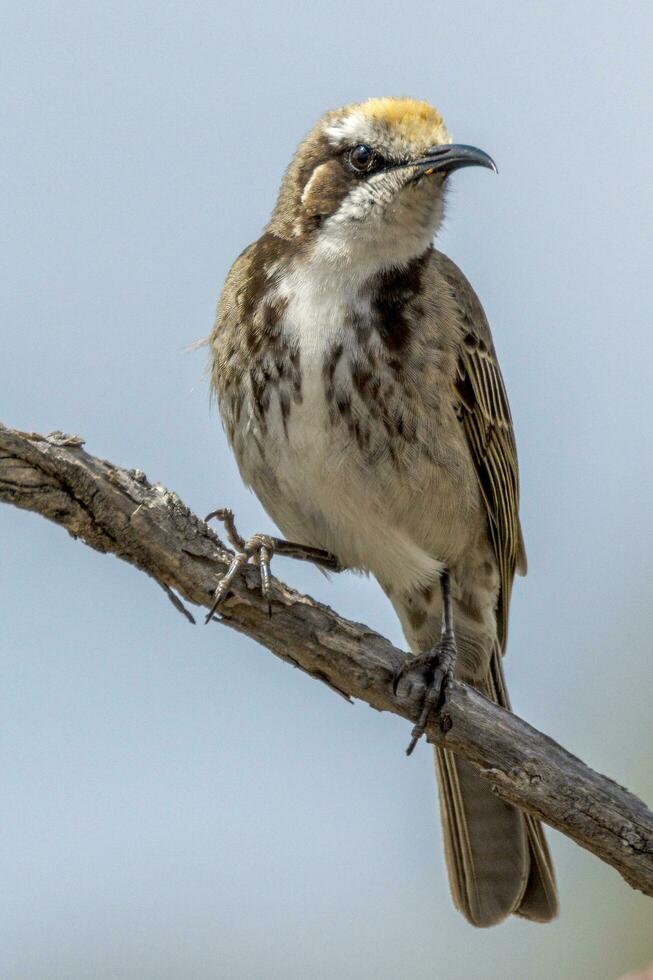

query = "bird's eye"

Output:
[[348, 144, 377, 173]]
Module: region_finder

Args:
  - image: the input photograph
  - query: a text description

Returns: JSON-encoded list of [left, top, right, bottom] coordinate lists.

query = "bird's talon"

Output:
[[205, 580, 231, 623], [397, 639, 457, 754], [204, 523, 277, 623]]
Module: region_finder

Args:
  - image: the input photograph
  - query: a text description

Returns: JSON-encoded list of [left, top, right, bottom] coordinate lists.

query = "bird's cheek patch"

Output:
[[301, 161, 351, 218]]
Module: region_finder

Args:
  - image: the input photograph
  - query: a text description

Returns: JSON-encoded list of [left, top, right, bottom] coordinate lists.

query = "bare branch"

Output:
[[1, 422, 652, 898]]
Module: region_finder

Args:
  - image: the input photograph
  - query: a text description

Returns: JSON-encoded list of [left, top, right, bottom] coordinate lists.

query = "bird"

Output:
[[209, 96, 558, 927]]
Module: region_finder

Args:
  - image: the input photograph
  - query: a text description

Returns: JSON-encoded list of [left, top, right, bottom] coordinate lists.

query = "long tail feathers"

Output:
[[434, 646, 558, 927]]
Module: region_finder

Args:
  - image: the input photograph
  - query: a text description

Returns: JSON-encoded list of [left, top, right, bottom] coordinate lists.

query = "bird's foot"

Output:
[[204, 509, 275, 622], [393, 637, 457, 756], [204, 508, 341, 623]]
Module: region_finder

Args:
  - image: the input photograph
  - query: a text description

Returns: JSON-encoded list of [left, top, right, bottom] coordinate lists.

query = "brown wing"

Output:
[[431, 255, 555, 925], [436, 251, 526, 649]]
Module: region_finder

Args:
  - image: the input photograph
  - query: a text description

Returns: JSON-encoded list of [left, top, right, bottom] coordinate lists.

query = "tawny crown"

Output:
[[268, 97, 451, 235]]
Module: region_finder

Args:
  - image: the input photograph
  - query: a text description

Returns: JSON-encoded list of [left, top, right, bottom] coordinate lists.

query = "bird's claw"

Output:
[[204, 510, 276, 622], [393, 639, 457, 755]]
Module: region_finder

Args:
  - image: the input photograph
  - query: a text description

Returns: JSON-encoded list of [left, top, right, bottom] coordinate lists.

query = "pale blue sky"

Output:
[[2, 2, 653, 978]]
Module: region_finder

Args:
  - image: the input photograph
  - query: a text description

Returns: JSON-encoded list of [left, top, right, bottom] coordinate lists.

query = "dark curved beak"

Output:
[[409, 144, 497, 177]]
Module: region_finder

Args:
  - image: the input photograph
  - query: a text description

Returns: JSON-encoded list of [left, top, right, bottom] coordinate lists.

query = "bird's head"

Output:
[[268, 97, 496, 274]]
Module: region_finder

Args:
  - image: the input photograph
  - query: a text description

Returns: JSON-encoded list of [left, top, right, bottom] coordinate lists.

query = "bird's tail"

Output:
[[435, 646, 558, 926]]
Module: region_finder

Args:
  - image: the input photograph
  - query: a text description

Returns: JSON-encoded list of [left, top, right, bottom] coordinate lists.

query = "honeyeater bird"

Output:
[[209, 97, 558, 927]]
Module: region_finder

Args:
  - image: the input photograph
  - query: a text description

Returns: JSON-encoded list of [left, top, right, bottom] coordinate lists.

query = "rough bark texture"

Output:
[[1, 422, 652, 898]]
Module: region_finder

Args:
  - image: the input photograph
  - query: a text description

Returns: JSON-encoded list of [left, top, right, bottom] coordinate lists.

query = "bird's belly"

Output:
[[230, 358, 479, 596]]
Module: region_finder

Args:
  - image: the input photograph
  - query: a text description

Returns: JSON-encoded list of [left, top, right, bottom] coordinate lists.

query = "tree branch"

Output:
[[1, 422, 652, 898]]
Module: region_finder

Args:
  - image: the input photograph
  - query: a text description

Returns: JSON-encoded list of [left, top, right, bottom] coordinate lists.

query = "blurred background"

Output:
[[2, 2, 652, 977]]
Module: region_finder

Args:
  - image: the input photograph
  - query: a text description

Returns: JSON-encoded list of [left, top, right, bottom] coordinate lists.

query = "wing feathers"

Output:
[[440, 260, 525, 647]]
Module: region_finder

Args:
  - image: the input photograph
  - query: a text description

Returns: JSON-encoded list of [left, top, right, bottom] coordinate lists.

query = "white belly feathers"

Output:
[[232, 262, 444, 595]]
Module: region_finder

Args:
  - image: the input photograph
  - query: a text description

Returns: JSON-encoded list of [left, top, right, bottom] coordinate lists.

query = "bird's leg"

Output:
[[204, 508, 340, 623], [393, 570, 458, 756]]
